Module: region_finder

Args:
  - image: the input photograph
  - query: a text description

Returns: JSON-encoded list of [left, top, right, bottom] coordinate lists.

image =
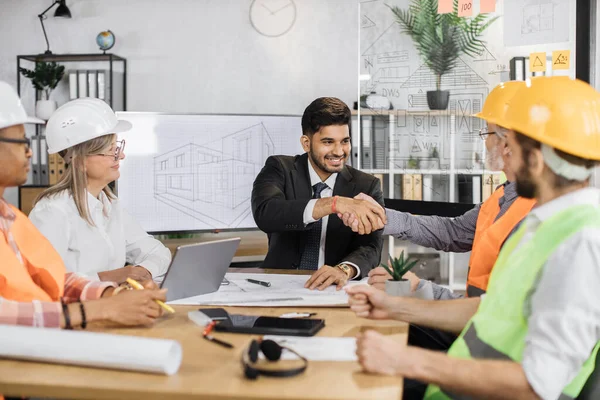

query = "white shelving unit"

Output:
[[352, 109, 503, 291]]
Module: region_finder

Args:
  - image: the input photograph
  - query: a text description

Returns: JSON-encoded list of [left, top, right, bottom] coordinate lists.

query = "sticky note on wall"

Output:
[[529, 52, 547, 72], [438, 0, 452, 14], [458, 0, 473, 17], [480, 0, 496, 13], [552, 50, 570, 70]]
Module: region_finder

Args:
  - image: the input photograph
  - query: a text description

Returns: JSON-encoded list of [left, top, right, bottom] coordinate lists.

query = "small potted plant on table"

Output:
[[382, 251, 419, 297]]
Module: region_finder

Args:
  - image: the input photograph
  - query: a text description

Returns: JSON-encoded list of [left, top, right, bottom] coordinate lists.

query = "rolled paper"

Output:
[[0, 325, 182, 375]]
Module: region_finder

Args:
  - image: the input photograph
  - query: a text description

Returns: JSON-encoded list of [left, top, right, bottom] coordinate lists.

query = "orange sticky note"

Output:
[[529, 52, 547, 72], [458, 0, 473, 17], [438, 0, 453, 14], [552, 50, 570, 70], [480, 0, 496, 13]]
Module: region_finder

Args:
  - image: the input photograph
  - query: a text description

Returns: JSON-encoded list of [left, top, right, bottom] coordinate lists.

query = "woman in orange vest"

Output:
[[340, 81, 536, 352], [0, 81, 167, 331]]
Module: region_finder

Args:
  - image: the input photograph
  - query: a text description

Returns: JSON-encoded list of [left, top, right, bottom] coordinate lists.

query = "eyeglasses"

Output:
[[95, 140, 125, 161], [477, 129, 497, 140], [0, 137, 31, 150]]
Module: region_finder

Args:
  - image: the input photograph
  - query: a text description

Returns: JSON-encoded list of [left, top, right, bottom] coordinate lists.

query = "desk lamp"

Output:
[[38, 0, 72, 55]]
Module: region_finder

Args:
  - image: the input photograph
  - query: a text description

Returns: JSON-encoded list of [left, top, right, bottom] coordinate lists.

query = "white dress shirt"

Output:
[[29, 190, 171, 283], [514, 187, 600, 399], [302, 161, 360, 278]]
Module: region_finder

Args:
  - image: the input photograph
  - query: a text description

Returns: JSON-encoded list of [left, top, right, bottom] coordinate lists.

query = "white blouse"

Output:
[[29, 190, 171, 282]]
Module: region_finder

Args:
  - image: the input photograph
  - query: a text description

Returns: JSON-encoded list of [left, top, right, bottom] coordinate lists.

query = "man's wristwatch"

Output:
[[335, 263, 354, 278]]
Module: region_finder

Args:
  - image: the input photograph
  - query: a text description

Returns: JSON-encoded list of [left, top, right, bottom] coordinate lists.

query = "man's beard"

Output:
[[485, 145, 504, 171], [515, 164, 537, 199], [308, 146, 347, 174]]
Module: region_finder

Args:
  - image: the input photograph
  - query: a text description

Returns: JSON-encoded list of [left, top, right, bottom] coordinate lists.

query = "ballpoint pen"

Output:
[[246, 278, 272, 287], [280, 312, 317, 318], [125, 278, 175, 314], [203, 321, 234, 349]]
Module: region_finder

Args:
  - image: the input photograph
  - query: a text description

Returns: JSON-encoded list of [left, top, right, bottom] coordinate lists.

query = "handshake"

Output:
[[333, 193, 387, 235]]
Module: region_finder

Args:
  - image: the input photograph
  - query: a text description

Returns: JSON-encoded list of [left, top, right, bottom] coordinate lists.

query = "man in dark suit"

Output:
[[251, 97, 386, 291]]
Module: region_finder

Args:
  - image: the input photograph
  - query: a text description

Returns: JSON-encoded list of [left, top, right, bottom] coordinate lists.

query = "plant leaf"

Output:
[[399, 259, 420, 277], [381, 263, 397, 280]]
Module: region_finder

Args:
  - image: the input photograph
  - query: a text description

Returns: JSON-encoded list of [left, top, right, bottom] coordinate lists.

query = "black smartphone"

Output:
[[198, 308, 325, 336]]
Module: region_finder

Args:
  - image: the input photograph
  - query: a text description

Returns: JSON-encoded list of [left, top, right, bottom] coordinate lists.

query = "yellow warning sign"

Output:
[[529, 52, 546, 72], [552, 50, 570, 70]]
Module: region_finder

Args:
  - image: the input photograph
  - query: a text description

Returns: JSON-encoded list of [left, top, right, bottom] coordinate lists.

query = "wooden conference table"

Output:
[[0, 269, 408, 400]]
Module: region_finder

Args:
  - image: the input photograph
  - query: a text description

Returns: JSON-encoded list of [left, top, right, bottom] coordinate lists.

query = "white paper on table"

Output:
[[503, 0, 571, 46], [168, 273, 369, 307], [260, 336, 357, 362], [0, 325, 182, 375]]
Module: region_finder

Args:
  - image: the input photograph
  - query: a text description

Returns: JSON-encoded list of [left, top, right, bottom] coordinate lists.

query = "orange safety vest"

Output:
[[466, 186, 536, 297], [0, 205, 65, 302]]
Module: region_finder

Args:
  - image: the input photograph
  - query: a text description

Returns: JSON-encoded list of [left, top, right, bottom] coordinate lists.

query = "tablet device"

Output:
[[199, 308, 324, 337]]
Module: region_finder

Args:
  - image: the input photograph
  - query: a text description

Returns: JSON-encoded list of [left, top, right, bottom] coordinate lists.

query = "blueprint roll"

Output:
[[0, 325, 182, 375]]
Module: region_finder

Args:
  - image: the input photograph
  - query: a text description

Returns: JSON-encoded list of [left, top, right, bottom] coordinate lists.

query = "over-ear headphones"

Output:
[[241, 339, 308, 380]]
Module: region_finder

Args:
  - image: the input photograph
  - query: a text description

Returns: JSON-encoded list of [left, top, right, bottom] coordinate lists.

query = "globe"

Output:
[[96, 30, 115, 52]]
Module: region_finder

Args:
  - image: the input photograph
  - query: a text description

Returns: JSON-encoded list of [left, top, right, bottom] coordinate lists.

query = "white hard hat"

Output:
[[0, 81, 44, 129], [46, 98, 131, 154]]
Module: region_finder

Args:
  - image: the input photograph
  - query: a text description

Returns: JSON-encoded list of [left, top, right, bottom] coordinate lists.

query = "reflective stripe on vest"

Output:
[[466, 186, 536, 296], [425, 204, 600, 399], [0, 205, 65, 302]]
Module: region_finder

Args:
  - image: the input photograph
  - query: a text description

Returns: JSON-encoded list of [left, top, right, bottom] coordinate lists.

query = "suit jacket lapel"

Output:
[[291, 153, 312, 201]]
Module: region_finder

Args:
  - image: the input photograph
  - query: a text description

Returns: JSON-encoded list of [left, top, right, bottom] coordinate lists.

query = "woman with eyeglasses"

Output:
[[29, 98, 171, 284]]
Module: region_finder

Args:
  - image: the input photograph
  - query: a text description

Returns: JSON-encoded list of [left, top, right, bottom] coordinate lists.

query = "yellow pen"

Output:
[[125, 278, 175, 314]]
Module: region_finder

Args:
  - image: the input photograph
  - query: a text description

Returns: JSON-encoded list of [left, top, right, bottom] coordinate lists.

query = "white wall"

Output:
[[0, 0, 359, 205]]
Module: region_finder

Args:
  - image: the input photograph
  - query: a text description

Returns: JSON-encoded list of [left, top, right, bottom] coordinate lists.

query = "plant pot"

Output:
[[385, 279, 413, 297], [36, 100, 57, 120], [426, 90, 450, 110]]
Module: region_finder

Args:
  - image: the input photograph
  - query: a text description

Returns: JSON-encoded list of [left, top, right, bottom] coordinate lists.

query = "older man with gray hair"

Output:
[[340, 81, 536, 355]]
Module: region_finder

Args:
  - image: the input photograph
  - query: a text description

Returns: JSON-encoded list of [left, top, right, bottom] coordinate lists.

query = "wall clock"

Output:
[[249, 0, 296, 37]]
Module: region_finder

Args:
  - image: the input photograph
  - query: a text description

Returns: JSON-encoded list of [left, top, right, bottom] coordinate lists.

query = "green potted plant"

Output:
[[407, 155, 420, 169], [19, 61, 65, 120], [381, 251, 419, 297], [389, 0, 497, 110]]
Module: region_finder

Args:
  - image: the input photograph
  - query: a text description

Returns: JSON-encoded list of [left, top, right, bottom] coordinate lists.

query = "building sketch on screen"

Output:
[[153, 123, 274, 229]]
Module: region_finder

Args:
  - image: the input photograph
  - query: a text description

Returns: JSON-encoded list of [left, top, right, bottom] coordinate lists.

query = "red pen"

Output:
[[203, 321, 233, 349], [203, 321, 217, 336]]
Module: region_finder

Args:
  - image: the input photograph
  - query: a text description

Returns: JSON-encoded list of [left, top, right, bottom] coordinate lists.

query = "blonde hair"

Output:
[[34, 134, 117, 226]]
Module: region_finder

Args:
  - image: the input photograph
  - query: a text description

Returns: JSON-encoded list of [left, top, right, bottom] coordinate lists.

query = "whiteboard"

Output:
[[115, 113, 303, 233]]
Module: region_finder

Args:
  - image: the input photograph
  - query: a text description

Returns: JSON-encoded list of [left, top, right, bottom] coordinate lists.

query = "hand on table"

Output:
[[356, 330, 408, 376], [304, 265, 350, 291], [87, 286, 168, 326], [346, 284, 394, 320]]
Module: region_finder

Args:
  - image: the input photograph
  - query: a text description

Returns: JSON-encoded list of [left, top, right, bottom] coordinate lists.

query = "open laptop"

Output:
[[160, 237, 241, 302]]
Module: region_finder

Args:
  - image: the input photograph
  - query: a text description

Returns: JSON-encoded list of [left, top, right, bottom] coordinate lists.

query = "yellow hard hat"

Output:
[[504, 76, 600, 160], [473, 81, 525, 126]]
